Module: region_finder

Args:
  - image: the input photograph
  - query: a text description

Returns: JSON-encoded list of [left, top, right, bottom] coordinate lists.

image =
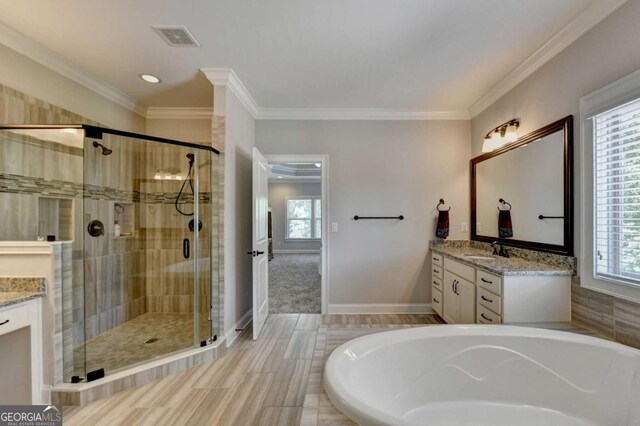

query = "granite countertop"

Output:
[[431, 245, 573, 276], [0, 277, 46, 308]]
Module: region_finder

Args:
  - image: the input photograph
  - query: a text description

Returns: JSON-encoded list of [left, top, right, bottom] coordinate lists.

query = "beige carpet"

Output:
[[269, 254, 321, 314]]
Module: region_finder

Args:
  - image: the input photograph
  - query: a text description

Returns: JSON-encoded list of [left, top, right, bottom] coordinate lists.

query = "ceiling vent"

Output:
[[152, 26, 200, 47]]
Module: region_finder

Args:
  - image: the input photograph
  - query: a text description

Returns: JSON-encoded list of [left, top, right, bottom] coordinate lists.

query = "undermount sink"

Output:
[[463, 255, 496, 260]]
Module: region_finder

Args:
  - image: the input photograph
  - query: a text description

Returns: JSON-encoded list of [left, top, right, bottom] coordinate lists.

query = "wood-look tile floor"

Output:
[[64, 314, 601, 426], [63, 314, 442, 425]]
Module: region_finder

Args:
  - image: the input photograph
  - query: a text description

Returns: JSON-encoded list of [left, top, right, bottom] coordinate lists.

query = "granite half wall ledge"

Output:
[[430, 239, 577, 275], [0, 277, 46, 308]]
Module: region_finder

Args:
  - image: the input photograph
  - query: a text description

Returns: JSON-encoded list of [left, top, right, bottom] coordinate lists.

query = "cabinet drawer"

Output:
[[432, 265, 443, 281], [476, 270, 502, 295], [432, 288, 443, 316], [477, 286, 502, 315], [477, 304, 502, 324], [432, 276, 443, 292], [431, 252, 443, 267], [444, 257, 475, 282], [0, 302, 30, 337]]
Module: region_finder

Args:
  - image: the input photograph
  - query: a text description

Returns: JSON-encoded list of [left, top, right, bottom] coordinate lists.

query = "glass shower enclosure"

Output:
[[0, 125, 221, 382]]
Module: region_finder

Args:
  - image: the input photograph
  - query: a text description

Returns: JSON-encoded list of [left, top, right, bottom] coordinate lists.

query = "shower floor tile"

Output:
[[75, 312, 211, 375]]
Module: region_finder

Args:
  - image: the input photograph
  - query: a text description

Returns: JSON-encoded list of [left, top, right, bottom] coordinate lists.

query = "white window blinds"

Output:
[[594, 97, 640, 286]]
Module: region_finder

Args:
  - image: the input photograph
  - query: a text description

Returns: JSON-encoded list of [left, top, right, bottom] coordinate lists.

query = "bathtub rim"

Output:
[[323, 324, 640, 426]]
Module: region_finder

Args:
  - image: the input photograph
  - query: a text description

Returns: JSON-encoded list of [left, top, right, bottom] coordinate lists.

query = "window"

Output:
[[593, 98, 640, 286], [581, 69, 640, 301], [286, 197, 321, 239]]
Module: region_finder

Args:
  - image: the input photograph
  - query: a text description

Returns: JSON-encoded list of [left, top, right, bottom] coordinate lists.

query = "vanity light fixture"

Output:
[[139, 74, 161, 84], [482, 119, 520, 152]]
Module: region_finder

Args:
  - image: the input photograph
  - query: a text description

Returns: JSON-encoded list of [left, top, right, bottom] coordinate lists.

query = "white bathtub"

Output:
[[324, 325, 640, 425]]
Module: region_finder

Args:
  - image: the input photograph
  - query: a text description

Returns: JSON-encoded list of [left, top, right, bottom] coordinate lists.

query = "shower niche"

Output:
[[38, 197, 74, 241], [112, 202, 134, 237]]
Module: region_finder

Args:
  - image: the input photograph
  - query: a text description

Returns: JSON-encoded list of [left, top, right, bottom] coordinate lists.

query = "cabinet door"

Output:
[[457, 278, 476, 324], [443, 271, 459, 324]]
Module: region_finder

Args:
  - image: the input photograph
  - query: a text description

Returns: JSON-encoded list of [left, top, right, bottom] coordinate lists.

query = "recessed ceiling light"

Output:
[[139, 74, 161, 84]]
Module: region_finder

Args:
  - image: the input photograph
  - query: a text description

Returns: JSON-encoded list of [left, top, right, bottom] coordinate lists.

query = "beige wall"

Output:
[[268, 182, 322, 252], [470, 0, 640, 345], [256, 120, 470, 309], [218, 88, 255, 338], [145, 118, 212, 144], [0, 44, 145, 131]]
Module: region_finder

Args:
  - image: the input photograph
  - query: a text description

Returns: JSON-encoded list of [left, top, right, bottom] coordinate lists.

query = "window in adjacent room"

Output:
[[286, 196, 321, 239]]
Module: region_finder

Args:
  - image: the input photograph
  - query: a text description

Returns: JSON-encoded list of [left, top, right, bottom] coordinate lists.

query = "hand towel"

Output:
[[498, 209, 513, 238], [436, 210, 449, 239]]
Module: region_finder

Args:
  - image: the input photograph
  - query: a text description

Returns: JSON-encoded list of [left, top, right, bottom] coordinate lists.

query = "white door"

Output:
[[252, 147, 269, 339]]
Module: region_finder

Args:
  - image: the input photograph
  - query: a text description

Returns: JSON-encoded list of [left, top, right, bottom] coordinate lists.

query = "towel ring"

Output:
[[437, 199, 451, 212], [497, 198, 512, 211]]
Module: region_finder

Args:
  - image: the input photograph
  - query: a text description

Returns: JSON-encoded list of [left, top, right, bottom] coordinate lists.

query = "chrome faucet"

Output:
[[491, 241, 510, 258]]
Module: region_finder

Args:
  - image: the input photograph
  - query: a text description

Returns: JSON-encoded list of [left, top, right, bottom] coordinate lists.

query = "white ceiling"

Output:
[[0, 0, 614, 114]]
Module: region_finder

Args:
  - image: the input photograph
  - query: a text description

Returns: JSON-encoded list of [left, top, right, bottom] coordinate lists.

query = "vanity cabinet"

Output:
[[443, 271, 475, 324], [431, 252, 571, 325]]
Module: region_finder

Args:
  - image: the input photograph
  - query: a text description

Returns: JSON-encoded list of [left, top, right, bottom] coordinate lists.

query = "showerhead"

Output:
[[92, 141, 113, 156], [186, 153, 194, 165]]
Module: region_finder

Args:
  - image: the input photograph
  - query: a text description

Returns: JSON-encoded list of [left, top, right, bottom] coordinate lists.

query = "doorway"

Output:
[[264, 155, 328, 314]]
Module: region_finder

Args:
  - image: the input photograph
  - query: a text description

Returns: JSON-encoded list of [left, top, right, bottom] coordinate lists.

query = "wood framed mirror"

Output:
[[470, 116, 573, 255]]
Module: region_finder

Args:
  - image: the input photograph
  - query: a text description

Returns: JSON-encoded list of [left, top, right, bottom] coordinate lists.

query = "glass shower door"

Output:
[[81, 129, 210, 376]]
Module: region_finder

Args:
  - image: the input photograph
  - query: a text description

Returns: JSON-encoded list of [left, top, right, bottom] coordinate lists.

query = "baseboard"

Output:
[[273, 249, 321, 254], [328, 303, 433, 314], [225, 309, 253, 347]]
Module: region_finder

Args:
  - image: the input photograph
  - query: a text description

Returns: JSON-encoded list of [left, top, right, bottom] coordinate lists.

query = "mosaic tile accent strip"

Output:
[[0, 173, 211, 204]]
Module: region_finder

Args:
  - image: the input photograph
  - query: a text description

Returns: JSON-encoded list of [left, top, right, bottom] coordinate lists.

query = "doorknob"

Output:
[[247, 251, 256, 256], [256, 251, 265, 255]]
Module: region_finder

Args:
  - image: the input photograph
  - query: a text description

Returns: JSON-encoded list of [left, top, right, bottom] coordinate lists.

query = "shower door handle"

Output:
[[183, 238, 190, 259]]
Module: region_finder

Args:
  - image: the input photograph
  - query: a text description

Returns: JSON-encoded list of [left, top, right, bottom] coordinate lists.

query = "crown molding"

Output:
[[146, 107, 213, 120], [0, 22, 147, 117], [200, 68, 260, 118], [468, 0, 628, 118], [256, 108, 470, 120]]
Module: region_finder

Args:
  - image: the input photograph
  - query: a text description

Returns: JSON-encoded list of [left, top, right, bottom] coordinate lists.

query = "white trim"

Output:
[[580, 68, 640, 303], [329, 303, 433, 314], [469, 0, 628, 118], [200, 68, 260, 118], [0, 22, 147, 117], [257, 108, 469, 121], [266, 154, 329, 314], [146, 107, 213, 120], [273, 249, 320, 254], [224, 308, 253, 348]]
